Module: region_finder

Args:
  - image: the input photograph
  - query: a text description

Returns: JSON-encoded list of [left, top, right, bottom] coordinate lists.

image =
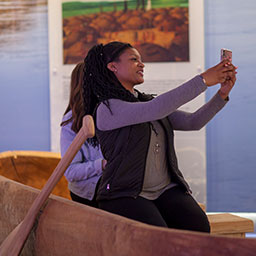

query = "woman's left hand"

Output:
[[218, 64, 237, 100]]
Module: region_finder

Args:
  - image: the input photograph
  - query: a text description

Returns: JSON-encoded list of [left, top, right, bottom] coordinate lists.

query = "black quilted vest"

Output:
[[96, 92, 190, 201]]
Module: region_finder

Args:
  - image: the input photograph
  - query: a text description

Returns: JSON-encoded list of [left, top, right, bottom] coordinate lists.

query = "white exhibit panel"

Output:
[[48, 0, 206, 203]]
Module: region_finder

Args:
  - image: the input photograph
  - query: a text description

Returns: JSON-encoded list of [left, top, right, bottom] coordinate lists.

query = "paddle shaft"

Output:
[[0, 115, 95, 256]]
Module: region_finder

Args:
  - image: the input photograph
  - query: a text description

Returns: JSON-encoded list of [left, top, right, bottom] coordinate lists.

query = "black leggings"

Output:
[[70, 191, 98, 208], [98, 186, 210, 233]]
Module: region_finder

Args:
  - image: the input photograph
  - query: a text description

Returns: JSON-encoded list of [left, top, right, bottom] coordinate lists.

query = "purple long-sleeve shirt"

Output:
[[96, 75, 228, 131]]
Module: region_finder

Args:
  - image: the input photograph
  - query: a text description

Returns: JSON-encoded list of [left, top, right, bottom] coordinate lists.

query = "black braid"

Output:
[[83, 42, 139, 146]]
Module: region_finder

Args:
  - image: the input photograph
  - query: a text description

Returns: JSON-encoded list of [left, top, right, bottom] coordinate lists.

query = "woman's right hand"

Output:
[[200, 60, 236, 87]]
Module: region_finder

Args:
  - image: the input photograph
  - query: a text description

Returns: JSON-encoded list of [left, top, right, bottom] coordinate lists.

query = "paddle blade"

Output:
[[0, 223, 23, 255]]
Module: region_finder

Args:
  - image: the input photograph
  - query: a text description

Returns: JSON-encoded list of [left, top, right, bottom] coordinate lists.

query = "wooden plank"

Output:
[[222, 233, 245, 238], [208, 213, 254, 236]]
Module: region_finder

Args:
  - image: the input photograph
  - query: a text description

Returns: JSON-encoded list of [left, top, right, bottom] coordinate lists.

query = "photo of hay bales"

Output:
[[62, 0, 189, 64]]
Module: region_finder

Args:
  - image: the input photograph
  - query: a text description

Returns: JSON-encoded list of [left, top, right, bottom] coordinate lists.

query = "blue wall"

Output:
[[205, 0, 256, 211], [0, 1, 255, 212], [0, 3, 50, 151]]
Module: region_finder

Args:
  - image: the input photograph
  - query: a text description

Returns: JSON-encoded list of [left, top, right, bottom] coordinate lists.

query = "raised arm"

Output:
[[169, 65, 237, 130], [168, 92, 228, 130], [97, 75, 207, 131], [97, 60, 236, 131]]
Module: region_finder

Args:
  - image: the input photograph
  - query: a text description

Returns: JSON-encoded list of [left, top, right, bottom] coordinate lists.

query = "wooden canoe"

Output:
[[0, 151, 255, 255], [0, 174, 256, 256]]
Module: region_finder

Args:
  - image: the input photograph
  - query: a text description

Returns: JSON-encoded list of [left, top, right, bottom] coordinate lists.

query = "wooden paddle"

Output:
[[0, 115, 95, 256]]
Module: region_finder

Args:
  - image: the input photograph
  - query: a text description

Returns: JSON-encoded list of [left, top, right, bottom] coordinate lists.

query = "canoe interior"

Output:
[[0, 151, 70, 199]]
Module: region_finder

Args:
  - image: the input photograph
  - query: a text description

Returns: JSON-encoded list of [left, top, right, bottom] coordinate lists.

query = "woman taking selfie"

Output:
[[82, 41, 237, 232]]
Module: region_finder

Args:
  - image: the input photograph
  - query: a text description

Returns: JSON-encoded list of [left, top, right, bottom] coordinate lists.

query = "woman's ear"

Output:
[[107, 62, 117, 72]]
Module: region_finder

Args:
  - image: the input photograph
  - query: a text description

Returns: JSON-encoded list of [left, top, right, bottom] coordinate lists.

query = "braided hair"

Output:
[[83, 41, 140, 146]]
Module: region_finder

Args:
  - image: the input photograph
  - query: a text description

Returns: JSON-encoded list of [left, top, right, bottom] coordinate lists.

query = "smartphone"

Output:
[[221, 48, 232, 62]]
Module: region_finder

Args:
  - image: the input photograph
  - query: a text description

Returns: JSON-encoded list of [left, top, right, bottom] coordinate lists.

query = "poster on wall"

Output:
[[48, 0, 206, 203], [62, 0, 189, 64]]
